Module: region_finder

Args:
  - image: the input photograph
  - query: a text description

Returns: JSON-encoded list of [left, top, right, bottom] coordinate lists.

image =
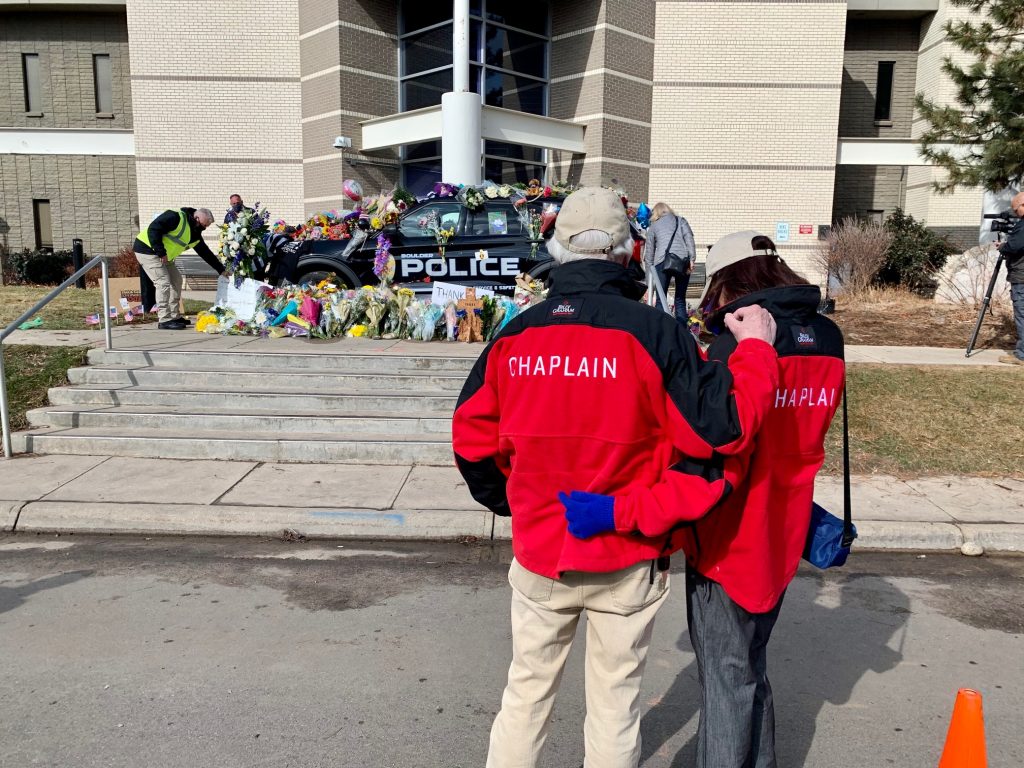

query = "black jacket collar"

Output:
[[547, 260, 645, 301], [709, 284, 822, 327]]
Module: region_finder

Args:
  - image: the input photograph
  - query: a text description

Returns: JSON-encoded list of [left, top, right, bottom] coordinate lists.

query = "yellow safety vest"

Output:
[[136, 209, 198, 262]]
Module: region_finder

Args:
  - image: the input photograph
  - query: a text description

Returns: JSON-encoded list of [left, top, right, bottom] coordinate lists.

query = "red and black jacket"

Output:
[[452, 260, 779, 579], [615, 284, 845, 612]]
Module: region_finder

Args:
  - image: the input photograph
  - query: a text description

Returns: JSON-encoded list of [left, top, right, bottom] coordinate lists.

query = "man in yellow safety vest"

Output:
[[133, 207, 224, 329]]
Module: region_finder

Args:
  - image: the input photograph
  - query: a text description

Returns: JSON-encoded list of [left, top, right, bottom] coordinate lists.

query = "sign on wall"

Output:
[[775, 222, 791, 243]]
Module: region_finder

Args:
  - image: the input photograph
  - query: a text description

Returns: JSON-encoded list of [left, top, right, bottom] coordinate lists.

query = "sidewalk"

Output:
[[3, 325, 1018, 366], [2, 454, 1022, 552]]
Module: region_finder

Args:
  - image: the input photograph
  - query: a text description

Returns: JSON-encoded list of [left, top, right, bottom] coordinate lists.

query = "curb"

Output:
[[5, 502, 1024, 553]]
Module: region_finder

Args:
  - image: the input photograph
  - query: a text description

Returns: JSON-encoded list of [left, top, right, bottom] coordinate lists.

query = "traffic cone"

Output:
[[938, 688, 987, 767]]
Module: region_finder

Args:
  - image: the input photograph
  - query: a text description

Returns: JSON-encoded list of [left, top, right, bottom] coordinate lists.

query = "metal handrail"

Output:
[[1, 255, 111, 458]]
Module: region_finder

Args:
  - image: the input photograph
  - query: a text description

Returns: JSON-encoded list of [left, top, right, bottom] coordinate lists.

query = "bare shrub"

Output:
[[816, 217, 892, 296], [109, 244, 140, 278]]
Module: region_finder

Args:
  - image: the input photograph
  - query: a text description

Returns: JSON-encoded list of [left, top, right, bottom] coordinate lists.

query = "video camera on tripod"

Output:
[[983, 210, 1018, 235], [967, 210, 1019, 356]]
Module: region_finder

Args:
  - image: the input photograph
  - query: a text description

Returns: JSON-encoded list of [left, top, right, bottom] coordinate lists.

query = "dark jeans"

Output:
[[654, 260, 690, 321], [687, 567, 785, 768], [140, 270, 156, 312], [1012, 283, 1024, 360]]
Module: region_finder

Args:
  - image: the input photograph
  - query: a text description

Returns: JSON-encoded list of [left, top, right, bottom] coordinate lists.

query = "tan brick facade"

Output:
[[0, 10, 138, 256], [126, 0, 304, 239], [649, 0, 847, 281], [1, 0, 995, 267]]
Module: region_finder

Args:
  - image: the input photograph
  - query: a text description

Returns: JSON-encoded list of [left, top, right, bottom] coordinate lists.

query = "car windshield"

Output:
[[398, 203, 462, 238]]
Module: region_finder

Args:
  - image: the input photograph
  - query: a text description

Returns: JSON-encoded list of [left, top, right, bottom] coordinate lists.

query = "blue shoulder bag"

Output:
[[804, 389, 857, 568]]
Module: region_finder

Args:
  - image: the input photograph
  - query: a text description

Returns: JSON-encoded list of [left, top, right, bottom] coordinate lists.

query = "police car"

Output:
[[293, 197, 561, 295]]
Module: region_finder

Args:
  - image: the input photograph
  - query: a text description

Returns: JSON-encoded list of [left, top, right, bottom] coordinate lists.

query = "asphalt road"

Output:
[[1, 534, 1021, 768]]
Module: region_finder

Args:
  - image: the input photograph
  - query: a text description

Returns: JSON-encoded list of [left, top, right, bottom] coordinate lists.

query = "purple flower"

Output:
[[373, 234, 392, 278]]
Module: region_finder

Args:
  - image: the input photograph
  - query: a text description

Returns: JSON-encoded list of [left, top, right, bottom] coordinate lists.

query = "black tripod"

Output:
[[965, 235, 1005, 357]]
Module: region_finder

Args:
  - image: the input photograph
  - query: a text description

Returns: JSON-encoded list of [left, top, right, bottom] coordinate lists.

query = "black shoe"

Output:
[[176, 316, 191, 327], [158, 319, 187, 330]]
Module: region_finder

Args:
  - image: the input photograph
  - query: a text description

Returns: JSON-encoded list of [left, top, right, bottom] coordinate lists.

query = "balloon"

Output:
[[637, 203, 651, 229], [343, 179, 363, 202]]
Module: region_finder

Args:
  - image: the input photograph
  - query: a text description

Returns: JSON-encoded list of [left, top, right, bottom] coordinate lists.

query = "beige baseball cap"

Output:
[[698, 230, 778, 307], [553, 187, 630, 254]]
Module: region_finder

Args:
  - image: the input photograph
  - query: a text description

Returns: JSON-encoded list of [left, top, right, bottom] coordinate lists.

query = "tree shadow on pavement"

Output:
[[640, 572, 910, 767], [0, 570, 93, 616]]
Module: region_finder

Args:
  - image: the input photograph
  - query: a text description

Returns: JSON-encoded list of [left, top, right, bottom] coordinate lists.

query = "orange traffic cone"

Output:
[[938, 688, 987, 767]]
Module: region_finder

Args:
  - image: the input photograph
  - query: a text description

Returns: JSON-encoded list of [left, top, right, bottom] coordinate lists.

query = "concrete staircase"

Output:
[[13, 347, 478, 464]]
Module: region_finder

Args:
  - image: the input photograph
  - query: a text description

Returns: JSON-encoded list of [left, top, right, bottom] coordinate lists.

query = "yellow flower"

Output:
[[398, 288, 415, 297], [195, 313, 218, 333], [371, 217, 384, 230], [347, 324, 367, 337]]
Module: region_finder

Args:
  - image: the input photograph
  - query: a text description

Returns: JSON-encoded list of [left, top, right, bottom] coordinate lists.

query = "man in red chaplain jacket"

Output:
[[565, 230, 847, 768], [451, 187, 781, 768]]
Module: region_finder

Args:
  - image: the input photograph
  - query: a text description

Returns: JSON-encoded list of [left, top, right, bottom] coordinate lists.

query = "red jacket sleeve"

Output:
[[613, 338, 777, 536], [452, 340, 511, 516]]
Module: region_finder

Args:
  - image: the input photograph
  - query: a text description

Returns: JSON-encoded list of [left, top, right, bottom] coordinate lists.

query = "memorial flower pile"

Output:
[[219, 203, 271, 279], [194, 276, 539, 343]]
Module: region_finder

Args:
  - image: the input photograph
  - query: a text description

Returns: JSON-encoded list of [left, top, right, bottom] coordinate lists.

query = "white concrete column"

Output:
[[452, 0, 470, 92], [442, 91, 482, 185]]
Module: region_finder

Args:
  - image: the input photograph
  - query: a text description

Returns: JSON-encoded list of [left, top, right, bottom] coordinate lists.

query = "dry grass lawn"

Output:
[[830, 287, 1015, 350], [824, 365, 1024, 477], [0, 286, 211, 331]]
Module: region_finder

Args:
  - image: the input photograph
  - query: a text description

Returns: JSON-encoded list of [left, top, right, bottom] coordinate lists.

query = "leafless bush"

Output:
[[109, 244, 140, 278], [815, 217, 892, 296]]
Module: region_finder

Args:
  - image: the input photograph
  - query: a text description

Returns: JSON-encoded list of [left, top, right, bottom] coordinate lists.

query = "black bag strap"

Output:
[[841, 386, 855, 548], [664, 217, 679, 256]]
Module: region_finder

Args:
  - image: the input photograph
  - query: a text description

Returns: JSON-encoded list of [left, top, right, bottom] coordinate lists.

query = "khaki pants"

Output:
[[487, 558, 670, 768], [134, 251, 183, 323]]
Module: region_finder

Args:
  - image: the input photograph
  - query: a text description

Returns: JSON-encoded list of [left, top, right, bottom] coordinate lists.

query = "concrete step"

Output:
[[11, 428, 453, 465], [68, 366, 468, 392], [88, 348, 479, 374], [25, 406, 453, 435], [46, 386, 458, 416]]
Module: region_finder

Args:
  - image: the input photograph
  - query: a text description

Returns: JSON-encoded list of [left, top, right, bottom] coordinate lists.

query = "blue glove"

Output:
[[559, 490, 616, 539]]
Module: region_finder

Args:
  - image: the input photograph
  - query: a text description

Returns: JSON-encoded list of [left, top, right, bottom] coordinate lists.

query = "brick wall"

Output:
[[838, 19, 919, 139], [0, 10, 138, 256], [832, 165, 907, 223], [1, 154, 138, 255], [299, 0, 399, 216], [649, 0, 847, 282], [905, 1, 984, 246], [548, 0, 655, 201], [0, 10, 133, 130], [126, 0, 305, 235]]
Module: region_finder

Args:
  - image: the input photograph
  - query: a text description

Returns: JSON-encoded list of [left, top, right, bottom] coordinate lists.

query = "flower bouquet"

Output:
[[460, 185, 486, 211], [521, 208, 544, 258], [419, 211, 456, 258], [219, 203, 271, 279]]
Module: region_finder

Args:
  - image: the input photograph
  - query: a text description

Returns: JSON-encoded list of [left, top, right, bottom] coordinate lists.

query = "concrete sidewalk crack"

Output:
[[210, 462, 262, 506], [386, 465, 415, 510]]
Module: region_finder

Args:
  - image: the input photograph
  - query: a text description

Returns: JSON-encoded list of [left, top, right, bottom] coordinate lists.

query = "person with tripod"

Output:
[[998, 192, 1024, 365]]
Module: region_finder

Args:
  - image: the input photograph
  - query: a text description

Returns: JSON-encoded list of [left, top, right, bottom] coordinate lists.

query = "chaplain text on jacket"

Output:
[[774, 387, 838, 408], [507, 355, 619, 379]]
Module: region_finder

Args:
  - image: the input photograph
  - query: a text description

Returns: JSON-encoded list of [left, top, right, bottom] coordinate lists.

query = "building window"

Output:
[[22, 53, 42, 114], [867, 209, 884, 225], [874, 61, 895, 123], [398, 0, 551, 195], [93, 54, 113, 115], [33, 199, 53, 250]]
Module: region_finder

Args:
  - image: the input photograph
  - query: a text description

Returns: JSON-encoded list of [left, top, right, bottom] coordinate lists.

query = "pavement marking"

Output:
[[0, 541, 75, 551], [246, 548, 412, 560], [308, 510, 406, 525]]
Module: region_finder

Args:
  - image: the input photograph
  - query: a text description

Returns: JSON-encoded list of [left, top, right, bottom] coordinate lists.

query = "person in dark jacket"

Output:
[[452, 188, 781, 768], [564, 231, 845, 768], [998, 191, 1024, 365], [224, 194, 254, 224], [133, 207, 223, 329], [644, 202, 696, 320]]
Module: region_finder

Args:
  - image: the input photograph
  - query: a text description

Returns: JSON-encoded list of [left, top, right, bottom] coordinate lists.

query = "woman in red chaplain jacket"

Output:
[[562, 231, 845, 768]]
